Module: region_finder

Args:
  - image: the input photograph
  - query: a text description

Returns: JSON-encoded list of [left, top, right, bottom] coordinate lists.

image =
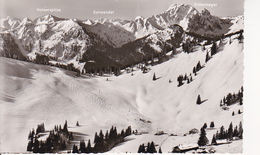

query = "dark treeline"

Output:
[[72, 126, 132, 153], [137, 141, 157, 153], [220, 86, 243, 108], [211, 121, 243, 145], [27, 121, 73, 153], [198, 121, 243, 147]]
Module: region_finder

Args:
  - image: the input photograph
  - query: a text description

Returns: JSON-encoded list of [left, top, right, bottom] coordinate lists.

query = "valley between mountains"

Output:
[[0, 4, 243, 153]]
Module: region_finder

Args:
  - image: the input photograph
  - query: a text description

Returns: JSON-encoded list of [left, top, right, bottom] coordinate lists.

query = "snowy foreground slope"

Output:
[[0, 37, 243, 153]]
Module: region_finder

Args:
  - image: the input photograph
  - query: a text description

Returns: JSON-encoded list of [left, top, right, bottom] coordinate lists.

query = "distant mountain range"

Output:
[[0, 4, 243, 70]]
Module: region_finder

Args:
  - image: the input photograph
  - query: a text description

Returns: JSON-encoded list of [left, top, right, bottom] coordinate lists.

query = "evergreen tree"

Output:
[[219, 126, 225, 139], [99, 130, 104, 140], [238, 109, 241, 114], [28, 131, 32, 140], [223, 130, 227, 139], [79, 140, 86, 153], [187, 78, 190, 84], [238, 31, 244, 42], [63, 120, 68, 134], [86, 139, 92, 153], [138, 144, 145, 153], [232, 111, 235, 116], [153, 73, 156, 81], [193, 67, 197, 75], [196, 61, 201, 71], [211, 134, 217, 145], [150, 141, 157, 153], [206, 52, 210, 62], [114, 127, 118, 139], [94, 132, 99, 144], [203, 123, 207, 129], [32, 129, 35, 138], [239, 98, 243, 105], [190, 76, 193, 82], [184, 73, 187, 80], [121, 129, 125, 137], [59, 125, 62, 132], [216, 130, 219, 140], [211, 41, 217, 56], [159, 147, 162, 153], [126, 126, 132, 136], [238, 121, 243, 139], [227, 122, 233, 140], [197, 95, 202, 105], [27, 141, 33, 151], [72, 144, 79, 153], [147, 142, 151, 153], [233, 126, 239, 137], [138, 145, 142, 153], [220, 99, 223, 106], [177, 75, 184, 86], [210, 121, 215, 128], [76, 121, 79, 126], [105, 130, 109, 140], [197, 127, 208, 146], [109, 126, 114, 140]]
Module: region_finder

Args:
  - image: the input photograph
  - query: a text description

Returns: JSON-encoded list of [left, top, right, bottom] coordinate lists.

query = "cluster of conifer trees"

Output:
[[182, 38, 198, 53], [211, 121, 243, 145], [34, 54, 50, 65], [220, 86, 244, 107], [137, 141, 161, 153], [197, 122, 214, 146], [197, 121, 243, 147], [177, 61, 202, 87], [27, 121, 73, 153], [72, 126, 132, 153], [232, 109, 242, 116]]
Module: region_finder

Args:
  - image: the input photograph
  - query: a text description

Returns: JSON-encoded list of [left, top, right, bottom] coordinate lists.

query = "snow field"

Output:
[[0, 36, 243, 153]]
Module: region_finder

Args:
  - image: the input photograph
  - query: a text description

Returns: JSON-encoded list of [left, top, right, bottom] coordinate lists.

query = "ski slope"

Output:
[[0, 36, 243, 153]]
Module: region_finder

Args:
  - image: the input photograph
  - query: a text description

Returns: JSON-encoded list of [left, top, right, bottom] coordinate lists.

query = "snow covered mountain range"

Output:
[[0, 4, 243, 69], [0, 3, 244, 153], [0, 32, 243, 153]]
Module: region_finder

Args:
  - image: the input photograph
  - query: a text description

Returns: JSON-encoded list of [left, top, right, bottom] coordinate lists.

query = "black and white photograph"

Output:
[[1, 0, 257, 154]]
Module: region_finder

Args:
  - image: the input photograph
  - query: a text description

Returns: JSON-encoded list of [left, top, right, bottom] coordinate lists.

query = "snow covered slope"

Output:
[[0, 34, 243, 153], [224, 16, 244, 34], [0, 58, 151, 152]]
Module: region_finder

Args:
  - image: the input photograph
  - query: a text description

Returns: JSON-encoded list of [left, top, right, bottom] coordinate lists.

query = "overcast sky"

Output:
[[0, 0, 244, 20]]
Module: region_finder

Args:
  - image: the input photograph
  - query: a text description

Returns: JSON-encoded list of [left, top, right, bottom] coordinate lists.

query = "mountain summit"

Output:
[[0, 4, 243, 67]]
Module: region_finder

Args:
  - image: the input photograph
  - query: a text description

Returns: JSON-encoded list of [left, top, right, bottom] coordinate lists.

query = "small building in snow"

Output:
[[172, 144, 199, 153]]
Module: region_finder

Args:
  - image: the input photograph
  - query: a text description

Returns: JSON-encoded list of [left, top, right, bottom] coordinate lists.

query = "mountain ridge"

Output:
[[0, 4, 243, 71]]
